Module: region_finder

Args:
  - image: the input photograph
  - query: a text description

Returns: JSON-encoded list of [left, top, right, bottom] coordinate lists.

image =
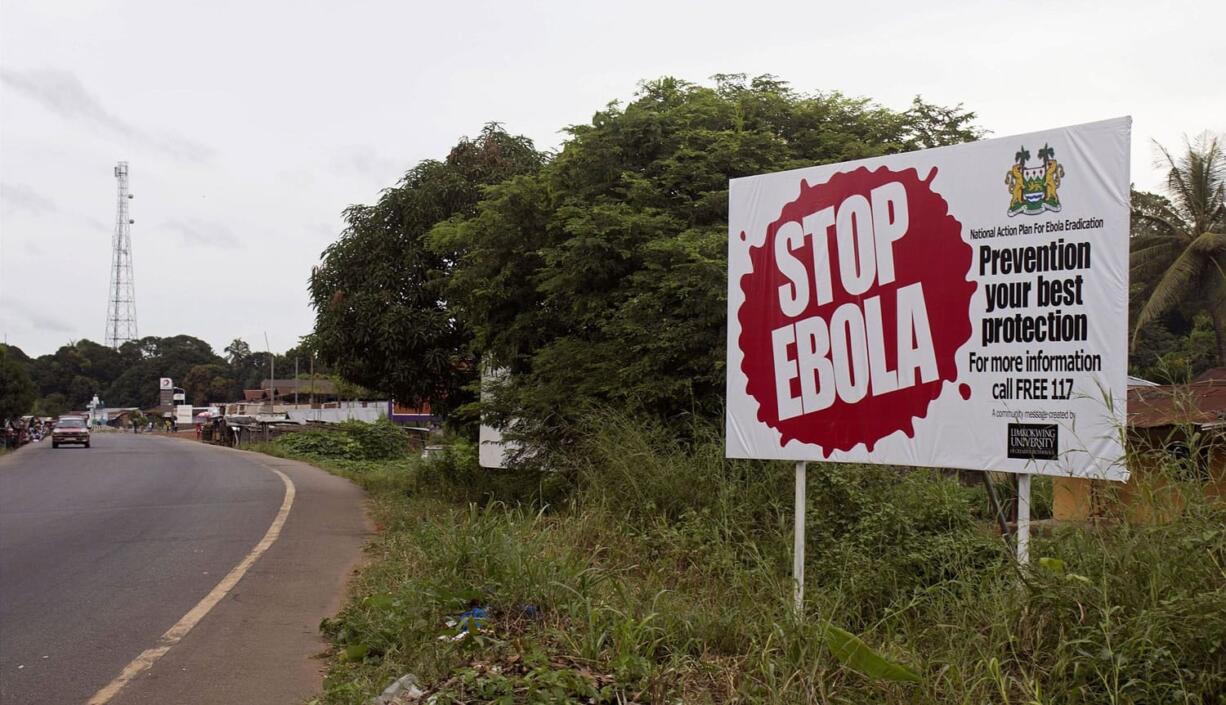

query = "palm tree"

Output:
[[1015, 146, 1030, 167], [1131, 133, 1226, 366], [1038, 144, 1054, 162]]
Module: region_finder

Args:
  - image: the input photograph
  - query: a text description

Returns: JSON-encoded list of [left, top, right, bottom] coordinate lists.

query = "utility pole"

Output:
[[310, 355, 317, 421], [105, 162, 138, 348], [264, 333, 274, 414]]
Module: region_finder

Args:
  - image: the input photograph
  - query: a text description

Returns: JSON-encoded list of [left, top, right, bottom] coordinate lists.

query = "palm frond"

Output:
[[1131, 245, 1210, 348], [1131, 211, 1189, 240], [1130, 255, 1182, 285], [1129, 233, 1183, 250], [1155, 139, 1195, 218], [1154, 134, 1226, 236], [1130, 241, 1183, 265], [1190, 230, 1226, 255]]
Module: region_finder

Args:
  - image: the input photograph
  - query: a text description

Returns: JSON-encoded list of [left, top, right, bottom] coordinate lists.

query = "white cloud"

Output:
[[1, 68, 213, 163], [161, 217, 241, 249]]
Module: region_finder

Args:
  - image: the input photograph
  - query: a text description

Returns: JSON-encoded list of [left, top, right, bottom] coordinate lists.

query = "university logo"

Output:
[[1005, 143, 1064, 216]]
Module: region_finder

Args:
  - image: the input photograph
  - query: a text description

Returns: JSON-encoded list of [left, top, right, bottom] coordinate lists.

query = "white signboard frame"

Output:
[[727, 118, 1130, 484]]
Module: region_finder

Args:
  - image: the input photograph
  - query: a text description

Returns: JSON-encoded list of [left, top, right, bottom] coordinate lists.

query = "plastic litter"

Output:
[[369, 673, 424, 704], [437, 606, 488, 642]]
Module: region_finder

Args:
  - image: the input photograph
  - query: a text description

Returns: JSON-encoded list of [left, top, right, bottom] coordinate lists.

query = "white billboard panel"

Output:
[[726, 118, 1130, 481], [478, 367, 519, 469]]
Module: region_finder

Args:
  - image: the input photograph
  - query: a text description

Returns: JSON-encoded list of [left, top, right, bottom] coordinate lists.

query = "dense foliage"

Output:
[[274, 419, 412, 461], [1130, 134, 1226, 375], [0, 345, 36, 419], [3, 335, 324, 415], [307, 125, 545, 418]]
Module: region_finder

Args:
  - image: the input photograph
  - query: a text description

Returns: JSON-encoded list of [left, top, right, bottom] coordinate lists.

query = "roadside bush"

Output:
[[415, 435, 573, 507], [275, 419, 411, 461]]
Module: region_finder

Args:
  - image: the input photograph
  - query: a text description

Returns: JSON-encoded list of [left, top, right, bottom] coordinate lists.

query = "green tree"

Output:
[[1128, 189, 1212, 380], [224, 338, 268, 391], [103, 335, 226, 408], [308, 124, 544, 415], [11, 335, 301, 412], [1131, 133, 1226, 366], [1130, 312, 1218, 383], [0, 345, 36, 419], [224, 339, 251, 362], [23, 340, 129, 409], [183, 363, 235, 405], [33, 393, 69, 418], [432, 75, 982, 454]]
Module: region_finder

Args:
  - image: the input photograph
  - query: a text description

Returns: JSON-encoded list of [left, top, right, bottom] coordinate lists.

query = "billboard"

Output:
[[478, 367, 519, 469], [727, 118, 1130, 481]]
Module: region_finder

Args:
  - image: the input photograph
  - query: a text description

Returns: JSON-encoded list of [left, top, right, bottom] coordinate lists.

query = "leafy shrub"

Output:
[[276, 419, 411, 461], [415, 435, 572, 507]]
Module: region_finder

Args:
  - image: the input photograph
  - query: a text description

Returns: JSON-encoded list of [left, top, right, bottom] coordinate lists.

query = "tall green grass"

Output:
[[285, 415, 1226, 705]]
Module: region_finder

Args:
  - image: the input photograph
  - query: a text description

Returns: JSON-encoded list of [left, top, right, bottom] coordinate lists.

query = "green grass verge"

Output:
[[259, 418, 1226, 705]]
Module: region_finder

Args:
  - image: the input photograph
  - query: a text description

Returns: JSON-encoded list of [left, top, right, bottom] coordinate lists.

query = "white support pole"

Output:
[[1016, 473, 1031, 565], [793, 461, 806, 614]]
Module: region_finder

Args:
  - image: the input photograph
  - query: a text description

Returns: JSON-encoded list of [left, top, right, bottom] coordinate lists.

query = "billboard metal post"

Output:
[[1017, 473, 1031, 565], [793, 460, 806, 614]]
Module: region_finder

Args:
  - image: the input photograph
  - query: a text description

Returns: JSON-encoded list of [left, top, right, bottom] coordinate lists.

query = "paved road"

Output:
[[0, 433, 368, 705]]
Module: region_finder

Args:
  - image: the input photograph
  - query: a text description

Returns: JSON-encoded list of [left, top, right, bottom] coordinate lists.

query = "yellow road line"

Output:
[[87, 468, 296, 705]]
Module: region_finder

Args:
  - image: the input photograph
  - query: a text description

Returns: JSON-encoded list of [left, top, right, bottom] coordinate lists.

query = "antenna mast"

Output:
[[105, 161, 138, 349]]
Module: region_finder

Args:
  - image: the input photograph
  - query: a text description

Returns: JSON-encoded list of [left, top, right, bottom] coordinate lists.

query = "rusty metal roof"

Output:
[[1128, 380, 1226, 429], [1193, 367, 1226, 384]]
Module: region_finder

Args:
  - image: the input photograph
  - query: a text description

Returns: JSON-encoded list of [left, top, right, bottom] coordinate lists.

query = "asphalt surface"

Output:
[[0, 433, 368, 705]]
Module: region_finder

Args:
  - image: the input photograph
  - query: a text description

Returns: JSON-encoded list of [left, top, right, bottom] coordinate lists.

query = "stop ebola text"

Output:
[[770, 182, 937, 421]]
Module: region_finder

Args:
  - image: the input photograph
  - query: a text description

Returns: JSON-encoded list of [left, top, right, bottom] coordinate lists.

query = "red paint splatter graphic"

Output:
[[738, 166, 976, 455]]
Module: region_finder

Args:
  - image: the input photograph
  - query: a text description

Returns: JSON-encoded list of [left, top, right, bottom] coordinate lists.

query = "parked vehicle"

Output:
[[52, 417, 91, 449]]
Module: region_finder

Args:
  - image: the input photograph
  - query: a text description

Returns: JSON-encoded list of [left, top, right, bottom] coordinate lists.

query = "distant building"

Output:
[[219, 379, 442, 428], [388, 400, 441, 429], [258, 378, 339, 402], [1054, 377, 1226, 522]]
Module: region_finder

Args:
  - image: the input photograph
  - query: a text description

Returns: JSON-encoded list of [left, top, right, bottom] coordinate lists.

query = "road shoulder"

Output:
[[110, 443, 371, 705]]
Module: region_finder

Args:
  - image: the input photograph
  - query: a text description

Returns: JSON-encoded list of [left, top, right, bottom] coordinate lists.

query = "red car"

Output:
[[52, 417, 91, 448]]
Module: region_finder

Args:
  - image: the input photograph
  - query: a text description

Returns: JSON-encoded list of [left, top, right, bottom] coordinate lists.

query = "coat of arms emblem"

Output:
[[1005, 143, 1064, 216]]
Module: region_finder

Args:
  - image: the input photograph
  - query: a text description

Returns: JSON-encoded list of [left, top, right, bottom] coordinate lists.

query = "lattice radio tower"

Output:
[[105, 161, 138, 349]]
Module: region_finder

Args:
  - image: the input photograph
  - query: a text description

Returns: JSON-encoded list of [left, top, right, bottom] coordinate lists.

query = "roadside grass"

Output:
[[261, 418, 1226, 704]]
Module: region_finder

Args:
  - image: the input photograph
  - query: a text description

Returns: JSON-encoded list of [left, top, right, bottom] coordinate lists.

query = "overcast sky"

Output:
[[2, 0, 1222, 357]]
